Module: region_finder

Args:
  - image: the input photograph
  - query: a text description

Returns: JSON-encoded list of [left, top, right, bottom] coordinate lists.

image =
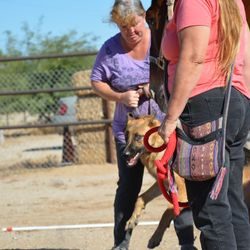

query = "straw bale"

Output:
[[71, 70, 92, 96], [75, 97, 103, 121], [74, 125, 106, 164], [107, 102, 116, 119], [72, 70, 116, 164]]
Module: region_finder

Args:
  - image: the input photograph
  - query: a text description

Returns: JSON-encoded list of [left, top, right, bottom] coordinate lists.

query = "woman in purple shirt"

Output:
[[91, 1, 196, 249]]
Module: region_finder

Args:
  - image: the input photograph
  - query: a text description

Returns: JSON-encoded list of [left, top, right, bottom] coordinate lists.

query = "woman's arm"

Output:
[[91, 80, 140, 108], [167, 26, 210, 121], [159, 26, 210, 142]]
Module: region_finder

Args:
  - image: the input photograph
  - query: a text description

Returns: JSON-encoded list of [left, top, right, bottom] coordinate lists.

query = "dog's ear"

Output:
[[127, 112, 134, 120], [148, 116, 159, 127]]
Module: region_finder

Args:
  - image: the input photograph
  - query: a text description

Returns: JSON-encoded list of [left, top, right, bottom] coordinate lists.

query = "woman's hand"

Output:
[[137, 84, 152, 98], [158, 116, 178, 143], [120, 90, 140, 107]]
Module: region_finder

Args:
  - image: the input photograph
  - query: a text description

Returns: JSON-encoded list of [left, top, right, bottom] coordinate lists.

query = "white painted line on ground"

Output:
[[2, 221, 161, 232]]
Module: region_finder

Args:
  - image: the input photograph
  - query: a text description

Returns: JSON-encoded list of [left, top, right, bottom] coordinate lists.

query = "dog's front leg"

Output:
[[126, 181, 162, 230]]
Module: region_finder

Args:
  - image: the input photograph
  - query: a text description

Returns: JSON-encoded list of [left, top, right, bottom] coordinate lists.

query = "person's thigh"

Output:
[[174, 208, 195, 246], [181, 87, 238, 249], [226, 89, 250, 250], [181, 87, 225, 126], [114, 140, 144, 246], [115, 140, 144, 210]]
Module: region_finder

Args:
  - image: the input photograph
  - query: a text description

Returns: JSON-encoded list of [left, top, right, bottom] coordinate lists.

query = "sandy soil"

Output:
[[0, 162, 202, 250], [1, 132, 249, 250]]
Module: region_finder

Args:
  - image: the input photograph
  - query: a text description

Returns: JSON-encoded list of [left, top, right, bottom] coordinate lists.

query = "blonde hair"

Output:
[[218, 0, 242, 75], [110, 0, 145, 27]]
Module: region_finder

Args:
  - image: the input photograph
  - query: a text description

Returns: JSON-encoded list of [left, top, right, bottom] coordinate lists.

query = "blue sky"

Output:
[[0, 0, 151, 51]]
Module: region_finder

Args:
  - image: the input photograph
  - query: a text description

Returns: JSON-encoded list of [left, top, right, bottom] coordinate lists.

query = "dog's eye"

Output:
[[134, 134, 143, 142]]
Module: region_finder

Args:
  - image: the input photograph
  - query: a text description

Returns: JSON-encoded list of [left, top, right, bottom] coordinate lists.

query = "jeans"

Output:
[[114, 140, 195, 249], [114, 140, 144, 248], [181, 87, 250, 250], [174, 207, 195, 246]]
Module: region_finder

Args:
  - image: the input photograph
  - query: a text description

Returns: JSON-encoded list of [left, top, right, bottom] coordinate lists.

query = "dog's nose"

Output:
[[123, 148, 131, 156]]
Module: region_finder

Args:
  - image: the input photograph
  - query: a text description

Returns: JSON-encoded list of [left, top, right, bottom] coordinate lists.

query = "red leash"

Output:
[[143, 126, 189, 216]]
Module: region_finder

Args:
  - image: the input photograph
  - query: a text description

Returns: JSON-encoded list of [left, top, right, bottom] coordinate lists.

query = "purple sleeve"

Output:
[[91, 42, 111, 83]]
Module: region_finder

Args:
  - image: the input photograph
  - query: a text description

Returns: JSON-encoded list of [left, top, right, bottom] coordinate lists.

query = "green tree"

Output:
[[0, 19, 98, 121]]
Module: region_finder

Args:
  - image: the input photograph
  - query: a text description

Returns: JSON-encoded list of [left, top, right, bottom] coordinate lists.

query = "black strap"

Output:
[[163, 58, 170, 100], [176, 127, 223, 144], [221, 63, 234, 164]]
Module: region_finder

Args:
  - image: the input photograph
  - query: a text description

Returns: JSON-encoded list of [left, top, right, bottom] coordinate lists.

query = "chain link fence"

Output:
[[0, 52, 116, 177], [0, 53, 119, 250]]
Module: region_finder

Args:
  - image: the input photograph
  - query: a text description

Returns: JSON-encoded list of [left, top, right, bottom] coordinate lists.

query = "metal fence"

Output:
[[0, 52, 97, 127], [0, 52, 115, 177], [0, 53, 120, 250]]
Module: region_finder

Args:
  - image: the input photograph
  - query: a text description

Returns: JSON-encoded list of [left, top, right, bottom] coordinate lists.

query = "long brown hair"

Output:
[[218, 0, 242, 75]]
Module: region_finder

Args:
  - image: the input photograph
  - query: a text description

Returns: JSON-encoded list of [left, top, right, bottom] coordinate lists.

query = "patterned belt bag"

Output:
[[172, 118, 224, 181], [171, 64, 234, 200]]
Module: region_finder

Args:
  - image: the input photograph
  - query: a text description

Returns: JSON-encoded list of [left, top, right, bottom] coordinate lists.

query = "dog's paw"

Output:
[[126, 198, 145, 230], [125, 215, 139, 230]]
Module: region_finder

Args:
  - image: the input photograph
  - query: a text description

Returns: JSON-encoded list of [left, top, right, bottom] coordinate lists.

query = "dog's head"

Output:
[[124, 114, 161, 167]]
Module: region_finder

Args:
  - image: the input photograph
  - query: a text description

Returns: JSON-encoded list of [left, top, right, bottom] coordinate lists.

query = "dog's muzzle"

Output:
[[124, 147, 145, 167]]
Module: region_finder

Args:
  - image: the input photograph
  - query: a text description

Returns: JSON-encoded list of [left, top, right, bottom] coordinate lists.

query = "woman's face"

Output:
[[118, 15, 146, 45]]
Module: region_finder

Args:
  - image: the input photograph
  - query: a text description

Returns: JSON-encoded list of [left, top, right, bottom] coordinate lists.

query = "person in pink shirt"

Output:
[[159, 0, 250, 249]]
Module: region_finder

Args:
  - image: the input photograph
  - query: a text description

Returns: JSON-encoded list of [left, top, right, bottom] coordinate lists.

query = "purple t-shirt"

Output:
[[91, 33, 164, 143]]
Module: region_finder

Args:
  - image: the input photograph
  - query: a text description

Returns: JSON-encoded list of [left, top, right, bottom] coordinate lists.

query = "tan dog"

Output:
[[124, 114, 250, 248], [124, 114, 188, 248]]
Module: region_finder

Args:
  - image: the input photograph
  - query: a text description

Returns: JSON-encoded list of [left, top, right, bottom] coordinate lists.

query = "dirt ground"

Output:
[[1, 131, 250, 250], [0, 162, 202, 250]]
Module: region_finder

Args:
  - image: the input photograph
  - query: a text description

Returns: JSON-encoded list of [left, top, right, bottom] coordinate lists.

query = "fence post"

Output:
[[102, 100, 115, 163], [62, 126, 74, 163]]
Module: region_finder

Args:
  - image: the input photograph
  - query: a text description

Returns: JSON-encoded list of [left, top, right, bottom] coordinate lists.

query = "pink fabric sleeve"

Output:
[[175, 0, 214, 32]]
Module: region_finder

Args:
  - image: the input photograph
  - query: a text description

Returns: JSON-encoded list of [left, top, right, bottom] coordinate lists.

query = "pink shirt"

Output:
[[162, 0, 250, 98]]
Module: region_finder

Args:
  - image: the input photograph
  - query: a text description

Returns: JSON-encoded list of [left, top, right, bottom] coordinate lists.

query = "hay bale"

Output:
[[72, 70, 116, 164], [71, 70, 92, 96], [75, 125, 107, 164], [75, 97, 103, 121]]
